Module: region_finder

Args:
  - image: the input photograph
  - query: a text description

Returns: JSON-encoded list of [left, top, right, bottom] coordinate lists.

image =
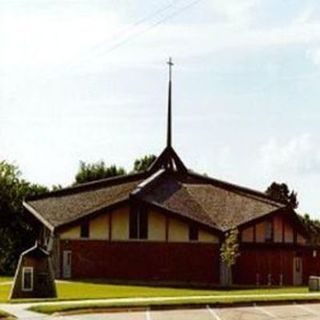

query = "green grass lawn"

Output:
[[0, 285, 11, 303], [55, 280, 309, 300], [0, 277, 12, 284], [0, 275, 311, 303], [0, 309, 15, 320]]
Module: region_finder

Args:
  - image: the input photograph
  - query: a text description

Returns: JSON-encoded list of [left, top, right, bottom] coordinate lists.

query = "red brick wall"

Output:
[[60, 240, 220, 284]]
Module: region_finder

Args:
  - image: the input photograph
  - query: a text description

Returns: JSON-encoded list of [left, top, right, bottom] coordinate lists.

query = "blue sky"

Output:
[[1, 0, 320, 217]]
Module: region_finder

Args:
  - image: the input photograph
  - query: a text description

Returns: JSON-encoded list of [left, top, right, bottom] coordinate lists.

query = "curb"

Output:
[[51, 299, 320, 316]]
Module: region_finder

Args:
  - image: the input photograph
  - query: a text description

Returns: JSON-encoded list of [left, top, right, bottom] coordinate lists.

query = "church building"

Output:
[[23, 59, 318, 286]]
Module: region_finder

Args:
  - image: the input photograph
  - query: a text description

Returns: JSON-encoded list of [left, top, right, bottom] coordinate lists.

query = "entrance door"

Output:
[[62, 250, 72, 279], [293, 256, 303, 285]]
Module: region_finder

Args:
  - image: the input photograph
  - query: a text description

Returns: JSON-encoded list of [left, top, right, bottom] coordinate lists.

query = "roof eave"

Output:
[[23, 201, 55, 232], [26, 171, 148, 201]]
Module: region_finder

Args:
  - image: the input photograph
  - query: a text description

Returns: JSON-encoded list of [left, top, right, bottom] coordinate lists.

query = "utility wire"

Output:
[[96, 0, 202, 57], [41, 0, 203, 84], [87, 0, 185, 58]]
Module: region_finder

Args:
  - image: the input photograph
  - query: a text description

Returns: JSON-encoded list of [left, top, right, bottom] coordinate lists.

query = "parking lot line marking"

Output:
[[146, 307, 152, 320], [295, 304, 319, 316], [206, 305, 222, 320], [254, 305, 277, 318]]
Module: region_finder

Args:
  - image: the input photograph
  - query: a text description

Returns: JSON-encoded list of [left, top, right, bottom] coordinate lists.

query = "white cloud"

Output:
[[0, 5, 121, 70], [259, 134, 320, 177], [209, 0, 259, 26], [306, 47, 320, 65]]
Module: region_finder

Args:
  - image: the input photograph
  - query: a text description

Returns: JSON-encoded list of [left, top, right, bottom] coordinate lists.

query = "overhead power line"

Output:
[[88, 0, 185, 57], [97, 0, 202, 56], [41, 0, 203, 84]]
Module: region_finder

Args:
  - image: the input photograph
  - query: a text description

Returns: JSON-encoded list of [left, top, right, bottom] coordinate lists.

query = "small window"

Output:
[[265, 220, 273, 242], [80, 221, 89, 238], [189, 225, 199, 241], [22, 267, 33, 292], [129, 206, 148, 239]]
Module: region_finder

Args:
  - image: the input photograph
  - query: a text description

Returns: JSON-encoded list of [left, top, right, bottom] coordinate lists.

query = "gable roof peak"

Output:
[[147, 146, 188, 174]]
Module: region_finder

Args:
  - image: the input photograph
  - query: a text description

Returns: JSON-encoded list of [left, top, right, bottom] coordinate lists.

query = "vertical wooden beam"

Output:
[[282, 217, 285, 243], [109, 212, 112, 241], [165, 215, 169, 242], [253, 224, 256, 243]]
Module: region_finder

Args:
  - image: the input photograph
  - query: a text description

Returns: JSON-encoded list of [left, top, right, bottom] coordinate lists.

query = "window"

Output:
[[129, 206, 148, 239], [189, 225, 199, 241], [265, 220, 273, 242], [80, 221, 89, 238], [22, 267, 33, 292]]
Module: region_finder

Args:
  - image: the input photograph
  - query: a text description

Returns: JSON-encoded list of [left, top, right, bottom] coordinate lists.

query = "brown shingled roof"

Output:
[[23, 147, 287, 233], [24, 173, 145, 229], [139, 174, 284, 231]]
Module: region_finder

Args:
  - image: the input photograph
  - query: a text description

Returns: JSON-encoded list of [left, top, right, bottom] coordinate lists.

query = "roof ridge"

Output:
[[26, 172, 147, 201], [131, 169, 166, 196], [182, 184, 219, 229], [187, 171, 284, 207], [148, 146, 188, 173]]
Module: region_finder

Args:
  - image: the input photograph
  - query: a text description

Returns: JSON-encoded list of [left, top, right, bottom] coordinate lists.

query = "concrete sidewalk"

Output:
[[0, 303, 49, 319]]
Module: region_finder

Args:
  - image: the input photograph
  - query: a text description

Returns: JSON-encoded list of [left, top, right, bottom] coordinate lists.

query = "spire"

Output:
[[147, 146, 187, 173], [146, 57, 187, 174], [167, 57, 173, 148]]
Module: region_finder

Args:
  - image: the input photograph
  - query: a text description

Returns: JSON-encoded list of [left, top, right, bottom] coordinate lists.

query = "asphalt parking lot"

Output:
[[51, 303, 320, 319]]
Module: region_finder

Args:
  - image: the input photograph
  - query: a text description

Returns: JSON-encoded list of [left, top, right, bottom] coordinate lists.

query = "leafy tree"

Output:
[[0, 161, 48, 274], [51, 184, 63, 191], [220, 228, 240, 286], [299, 213, 320, 245], [265, 182, 298, 209], [133, 154, 156, 173], [74, 161, 126, 184]]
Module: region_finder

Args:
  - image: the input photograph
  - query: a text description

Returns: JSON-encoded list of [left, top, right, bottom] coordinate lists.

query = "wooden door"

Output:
[[293, 256, 303, 285], [62, 250, 72, 279]]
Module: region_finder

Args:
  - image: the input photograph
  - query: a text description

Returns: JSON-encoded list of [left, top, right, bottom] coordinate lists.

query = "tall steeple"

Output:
[[147, 58, 187, 174], [167, 57, 173, 148]]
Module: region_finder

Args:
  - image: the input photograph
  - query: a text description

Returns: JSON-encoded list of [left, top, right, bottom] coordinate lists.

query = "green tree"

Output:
[[133, 154, 156, 173], [0, 160, 48, 274], [220, 228, 240, 286], [51, 184, 63, 191], [74, 161, 126, 184], [266, 182, 298, 209], [300, 213, 320, 245]]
